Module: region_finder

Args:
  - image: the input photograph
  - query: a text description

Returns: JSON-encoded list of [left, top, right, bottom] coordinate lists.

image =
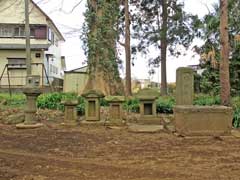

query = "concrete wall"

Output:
[[63, 73, 88, 94]]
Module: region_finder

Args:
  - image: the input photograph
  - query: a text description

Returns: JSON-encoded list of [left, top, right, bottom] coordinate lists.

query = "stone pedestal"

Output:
[[16, 87, 42, 129], [176, 67, 194, 105], [174, 105, 233, 136], [82, 90, 104, 121], [136, 88, 159, 122], [62, 100, 78, 126], [106, 96, 125, 125]]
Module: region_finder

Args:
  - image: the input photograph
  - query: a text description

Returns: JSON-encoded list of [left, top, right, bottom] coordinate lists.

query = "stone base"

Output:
[[16, 123, 43, 129], [60, 122, 78, 127], [128, 124, 164, 133], [105, 119, 126, 126], [137, 116, 162, 125], [174, 105, 233, 136], [80, 120, 106, 126]]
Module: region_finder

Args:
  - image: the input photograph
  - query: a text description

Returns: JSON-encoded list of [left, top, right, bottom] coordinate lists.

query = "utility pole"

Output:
[[25, 0, 31, 75]]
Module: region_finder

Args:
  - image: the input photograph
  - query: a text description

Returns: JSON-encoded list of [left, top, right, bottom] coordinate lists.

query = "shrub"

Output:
[[156, 96, 175, 114], [123, 98, 140, 113], [231, 97, 240, 128], [37, 92, 77, 111], [76, 96, 85, 115], [0, 93, 26, 107], [193, 94, 220, 106]]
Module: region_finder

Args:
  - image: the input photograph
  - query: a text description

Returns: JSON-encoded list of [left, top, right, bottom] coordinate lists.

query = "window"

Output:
[[0, 26, 13, 37], [7, 58, 26, 69], [0, 24, 47, 39], [35, 53, 41, 58]]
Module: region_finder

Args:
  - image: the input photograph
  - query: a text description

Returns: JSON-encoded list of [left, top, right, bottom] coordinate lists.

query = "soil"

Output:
[[0, 108, 240, 180]]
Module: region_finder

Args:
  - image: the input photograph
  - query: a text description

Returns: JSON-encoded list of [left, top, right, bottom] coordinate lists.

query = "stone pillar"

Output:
[[62, 100, 78, 126], [176, 67, 194, 105]]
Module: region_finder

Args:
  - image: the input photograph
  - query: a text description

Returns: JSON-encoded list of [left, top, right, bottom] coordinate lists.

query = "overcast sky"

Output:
[[35, 0, 219, 83]]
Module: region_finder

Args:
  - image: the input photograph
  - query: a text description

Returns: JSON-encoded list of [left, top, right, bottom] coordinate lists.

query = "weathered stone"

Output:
[[231, 129, 240, 138], [176, 67, 194, 105], [174, 105, 233, 136], [16, 123, 43, 129], [22, 87, 41, 125], [105, 96, 125, 126], [61, 100, 78, 126], [136, 88, 159, 122], [128, 124, 164, 133], [82, 89, 104, 121]]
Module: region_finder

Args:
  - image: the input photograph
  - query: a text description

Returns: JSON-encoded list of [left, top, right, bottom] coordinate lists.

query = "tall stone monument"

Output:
[[176, 67, 194, 105]]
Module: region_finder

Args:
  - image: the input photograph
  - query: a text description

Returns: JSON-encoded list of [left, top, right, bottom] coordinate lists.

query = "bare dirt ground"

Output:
[[0, 122, 240, 180]]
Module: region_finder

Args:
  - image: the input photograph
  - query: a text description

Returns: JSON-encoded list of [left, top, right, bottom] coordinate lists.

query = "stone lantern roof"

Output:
[[135, 88, 159, 100], [82, 89, 105, 98]]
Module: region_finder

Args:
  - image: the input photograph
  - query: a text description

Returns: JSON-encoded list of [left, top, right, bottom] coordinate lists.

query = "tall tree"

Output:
[[124, 0, 132, 96], [81, 0, 124, 95], [220, 0, 230, 105], [131, 0, 196, 95]]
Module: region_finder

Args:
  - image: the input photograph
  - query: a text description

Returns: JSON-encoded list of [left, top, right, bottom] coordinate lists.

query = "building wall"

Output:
[[0, 50, 45, 86], [63, 73, 88, 94], [0, 0, 47, 24]]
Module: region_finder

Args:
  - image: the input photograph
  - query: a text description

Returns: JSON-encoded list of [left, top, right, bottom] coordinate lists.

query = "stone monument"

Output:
[[82, 89, 104, 121], [61, 100, 78, 126], [105, 96, 125, 125], [136, 88, 159, 123], [176, 67, 194, 105]]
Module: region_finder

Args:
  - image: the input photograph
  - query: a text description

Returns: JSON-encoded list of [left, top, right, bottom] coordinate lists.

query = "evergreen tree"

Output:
[[131, 0, 197, 95]]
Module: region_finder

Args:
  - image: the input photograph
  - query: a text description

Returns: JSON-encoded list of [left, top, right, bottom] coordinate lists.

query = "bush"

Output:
[[193, 94, 220, 106], [37, 92, 77, 111], [76, 96, 85, 115], [156, 96, 175, 114], [123, 98, 140, 113], [231, 97, 240, 128], [0, 93, 26, 107]]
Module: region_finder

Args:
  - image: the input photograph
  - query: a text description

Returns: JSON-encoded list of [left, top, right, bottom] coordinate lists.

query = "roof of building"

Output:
[[64, 66, 88, 73], [31, 0, 65, 41]]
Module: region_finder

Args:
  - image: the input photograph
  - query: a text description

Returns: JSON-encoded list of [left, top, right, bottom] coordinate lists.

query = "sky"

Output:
[[35, 0, 219, 83]]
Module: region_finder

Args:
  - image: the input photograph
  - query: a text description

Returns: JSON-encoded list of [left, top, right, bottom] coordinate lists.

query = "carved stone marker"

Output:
[[105, 96, 125, 125], [61, 100, 78, 126], [82, 90, 104, 121], [176, 67, 194, 105], [136, 88, 159, 122]]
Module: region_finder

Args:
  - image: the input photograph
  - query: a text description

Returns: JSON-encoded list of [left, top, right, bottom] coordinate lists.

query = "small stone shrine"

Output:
[[82, 89, 104, 121], [136, 88, 159, 121], [61, 100, 78, 126], [105, 96, 125, 125]]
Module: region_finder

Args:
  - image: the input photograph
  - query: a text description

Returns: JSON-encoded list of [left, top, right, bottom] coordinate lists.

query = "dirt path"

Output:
[[0, 124, 240, 180]]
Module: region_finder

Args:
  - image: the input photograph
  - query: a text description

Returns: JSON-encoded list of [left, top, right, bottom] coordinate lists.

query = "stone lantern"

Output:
[[82, 90, 104, 121]]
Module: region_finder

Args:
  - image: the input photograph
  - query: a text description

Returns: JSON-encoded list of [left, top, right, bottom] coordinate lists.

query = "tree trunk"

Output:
[[83, 0, 124, 96], [220, 0, 230, 105], [160, 0, 168, 96], [125, 0, 132, 96]]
